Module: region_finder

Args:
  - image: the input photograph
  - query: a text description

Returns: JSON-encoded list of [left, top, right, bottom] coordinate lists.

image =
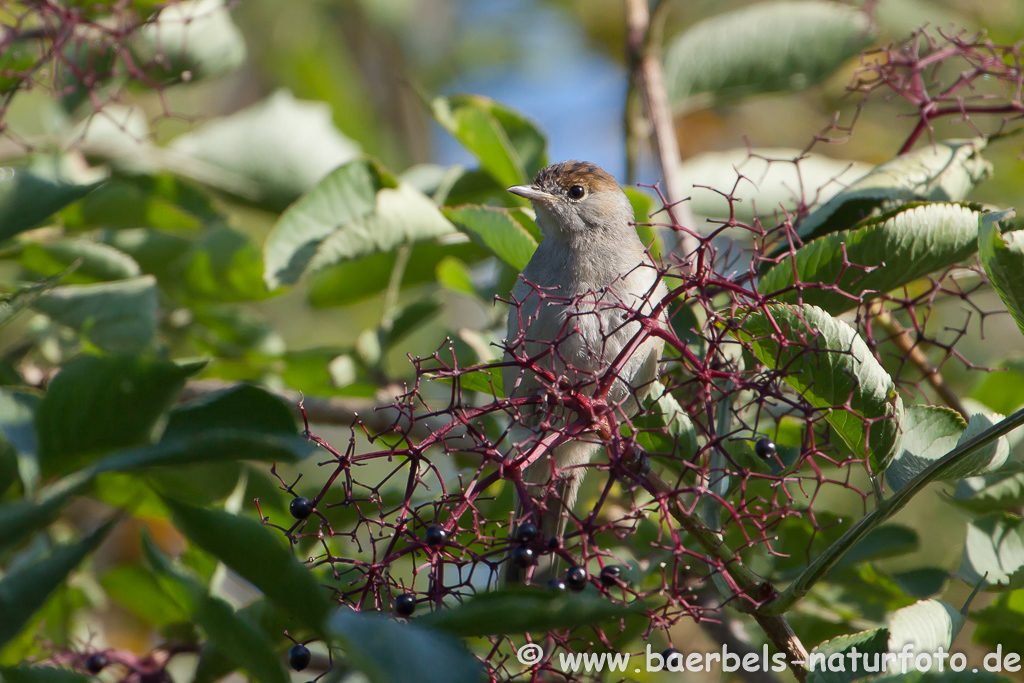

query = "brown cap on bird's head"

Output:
[[507, 161, 634, 239]]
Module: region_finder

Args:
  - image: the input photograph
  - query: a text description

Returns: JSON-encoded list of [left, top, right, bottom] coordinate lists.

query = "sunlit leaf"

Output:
[[807, 628, 888, 683], [430, 94, 547, 187], [171, 90, 360, 211], [738, 304, 903, 472], [797, 139, 991, 241], [887, 599, 966, 654], [443, 205, 537, 270], [885, 405, 965, 493], [263, 159, 456, 288], [759, 203, 983, 314], [978, 209, 1024, 338], [958, 514, 1024, 589], [21, 240, 141, 284], [131, 0, 247, 82], [665, 2, 873, 110]]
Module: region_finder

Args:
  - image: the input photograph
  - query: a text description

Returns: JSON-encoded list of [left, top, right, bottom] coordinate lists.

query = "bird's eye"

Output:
[[568, 185, 586, 199]]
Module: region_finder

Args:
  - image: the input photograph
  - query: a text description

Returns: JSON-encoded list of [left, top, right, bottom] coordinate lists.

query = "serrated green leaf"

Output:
[[429, 94, 547, 187], [760, 203, 983, 314], [330, 609, 482, 683], [162, 497, 332, 633], [263, 159, 455, 288], [443, 205, 537, 271], [959, 514, 1024, 589], [978, 209, 1024, 338], [797, 139, 991, 241], [885, 405, 966, 493], [887, 599, 965, 654], [738, 303, 903, 472], [807, 627, 888, 683], [36, 355, 205, 477], [418, 586, 636, 637], [665, 2, 873, 110], [0, 519, 115, 647], [33, 276, 159, 353]]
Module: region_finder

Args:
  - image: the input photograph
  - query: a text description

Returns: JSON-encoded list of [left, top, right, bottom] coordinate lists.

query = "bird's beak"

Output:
[[508, 185, 554, 203]]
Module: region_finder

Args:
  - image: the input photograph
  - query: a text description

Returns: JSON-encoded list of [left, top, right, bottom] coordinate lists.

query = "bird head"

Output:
[[508, 161, 634, 240]]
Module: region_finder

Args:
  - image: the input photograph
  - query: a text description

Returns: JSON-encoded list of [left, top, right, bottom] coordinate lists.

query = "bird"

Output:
[[502, 160, 668, 584]]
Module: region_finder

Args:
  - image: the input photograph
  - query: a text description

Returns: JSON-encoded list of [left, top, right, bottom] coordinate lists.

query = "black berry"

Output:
[[290, 497, 314, 519], [424, 525, 447, 546], [511, 545, 536, 568], [565, 565, 587, 591], [755, 438, 777, 460], [663, 648, 682, 666], [600, 565, 623, 587], [546, 577, 567, 590], [288, 644, 311, 671], [85, 653, 108, 674], [395, 593, 417, 617], [515, 522, 538, 543]]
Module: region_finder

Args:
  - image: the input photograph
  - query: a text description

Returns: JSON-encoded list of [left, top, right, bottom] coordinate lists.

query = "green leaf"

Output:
[[959, 514, 1024, 589], [165, 384, 297, 435], [436, 256, 476, 295], [759, 203, 984, 314], [65, 173, 218, 233], [952, 466, 1024, 515], [807, 628, 888, 683], [263, 159, 456, 288], [0, 276, 66, 332], [418, 586, 636, 637], [0, 475, 90, 554], [835, 524, 919, 570], [21, 240, 141, 283], [307, 240, 486, 307], [0, 667, 93, 683], [971, 589, 1024, 651], [33, 276, 160, 353], [36, 355, 205, 477], [141, 534, 289, 683], [382, 300, 441, 349], [85, 429, 315, 475], [664, 2, 873, 110], [887, 599, 965, 654], [738, 303, 904, 472], [442, 205, 537, 271], [978, 209, 1024, 338], [171, 89, 360, 211], [885, 405, 966, 493], [0, 166, 102, 241], [797, 139, 991, 241], [162, 497, 332, 632], [330, 608, 482, 683], [182, 227, 274, 302], [942, 412, 1011, 483], [0, 518, 115, 647], [624, 187, 662, 260], [677, 147, 872, 222], [891, 569, 949, 599], [635, 381, 698, 466], [970, 359, 1024, 415], [99, 228, 194, 281], [429, 94, 547, 187], [130, 0, 247, 81], [100, 565, 190, 627]]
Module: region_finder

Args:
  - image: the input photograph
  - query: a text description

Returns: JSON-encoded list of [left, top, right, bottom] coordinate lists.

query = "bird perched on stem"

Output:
[[502, 160, 668, 584]]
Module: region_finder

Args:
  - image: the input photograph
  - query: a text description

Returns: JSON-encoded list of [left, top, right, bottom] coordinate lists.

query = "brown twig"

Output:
[[624, 0, 700, 268], [869, 301, 969, 418]]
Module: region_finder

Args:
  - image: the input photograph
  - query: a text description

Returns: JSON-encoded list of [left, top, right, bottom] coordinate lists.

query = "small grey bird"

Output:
[[503, 160, 668, 583]]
